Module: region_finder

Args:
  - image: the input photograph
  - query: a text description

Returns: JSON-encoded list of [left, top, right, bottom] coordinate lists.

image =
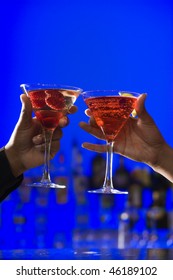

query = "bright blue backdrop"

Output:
[[0, 0, 173, 175]]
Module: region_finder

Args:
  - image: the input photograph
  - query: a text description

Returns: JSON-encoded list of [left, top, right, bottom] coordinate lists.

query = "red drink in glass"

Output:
[[29, 88, 78, 130], [85, 96, 137, 141]]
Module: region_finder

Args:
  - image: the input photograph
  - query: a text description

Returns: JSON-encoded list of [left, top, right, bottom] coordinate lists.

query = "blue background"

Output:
[[0, 0, 173, 158]]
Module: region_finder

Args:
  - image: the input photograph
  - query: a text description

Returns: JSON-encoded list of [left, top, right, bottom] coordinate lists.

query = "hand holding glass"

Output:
[[81, 90, 141, 194], [20, 83, 82, 188]]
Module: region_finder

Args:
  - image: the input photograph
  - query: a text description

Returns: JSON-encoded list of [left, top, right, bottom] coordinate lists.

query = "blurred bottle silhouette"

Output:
[[151, 171, 170, 192], [129, 166, 152, 208], [113, 156, 131, 214], [12, 201, 27, 249], [146, 190, 168, 231], [1, 192, 18, 248], [71, 139, 88, 202], [71, 139, 89, 230], [117, 212, 130, 249], [89, 154, 106, 190], [33, 187, 50, 248], [113, 156, 131, 193], [54, 151, 69, 189], [71, 139, 84, 177]]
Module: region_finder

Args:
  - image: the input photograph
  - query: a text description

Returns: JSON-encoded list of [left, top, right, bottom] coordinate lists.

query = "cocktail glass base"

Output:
[[88, 187, 128, 194], [26, 182, 66, 189]]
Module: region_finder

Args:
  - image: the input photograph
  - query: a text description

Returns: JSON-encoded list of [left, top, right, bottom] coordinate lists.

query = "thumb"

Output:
[[135, 93, 147, 115], [135, 93, 148, 118], [17, 94, 33, 128], [135, 93, 154, 123]]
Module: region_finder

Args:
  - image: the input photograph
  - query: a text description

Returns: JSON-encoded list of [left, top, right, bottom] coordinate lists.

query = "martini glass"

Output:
[[81, 90, 140, 194], [20, 83, 82, 188]]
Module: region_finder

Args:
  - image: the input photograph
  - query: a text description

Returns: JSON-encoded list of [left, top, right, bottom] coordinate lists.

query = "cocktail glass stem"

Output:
[[103, 141, 114, 192], [40, 128, 53, 184]]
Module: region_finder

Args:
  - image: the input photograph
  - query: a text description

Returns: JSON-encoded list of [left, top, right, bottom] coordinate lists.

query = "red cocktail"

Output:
[[29, 89, 78, 130], [20, 84, 82, 188], [82, 90, 140, 194], [85, 96, 136, 142]]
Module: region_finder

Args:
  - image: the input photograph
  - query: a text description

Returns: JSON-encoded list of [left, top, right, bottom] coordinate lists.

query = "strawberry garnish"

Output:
[[29, 90, 46, 109], [45, 90, 65, 110]]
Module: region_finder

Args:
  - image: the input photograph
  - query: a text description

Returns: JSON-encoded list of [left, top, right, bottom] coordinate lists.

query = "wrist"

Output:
[[4, 145, 25, 177], [151, 143, 173, 183]]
